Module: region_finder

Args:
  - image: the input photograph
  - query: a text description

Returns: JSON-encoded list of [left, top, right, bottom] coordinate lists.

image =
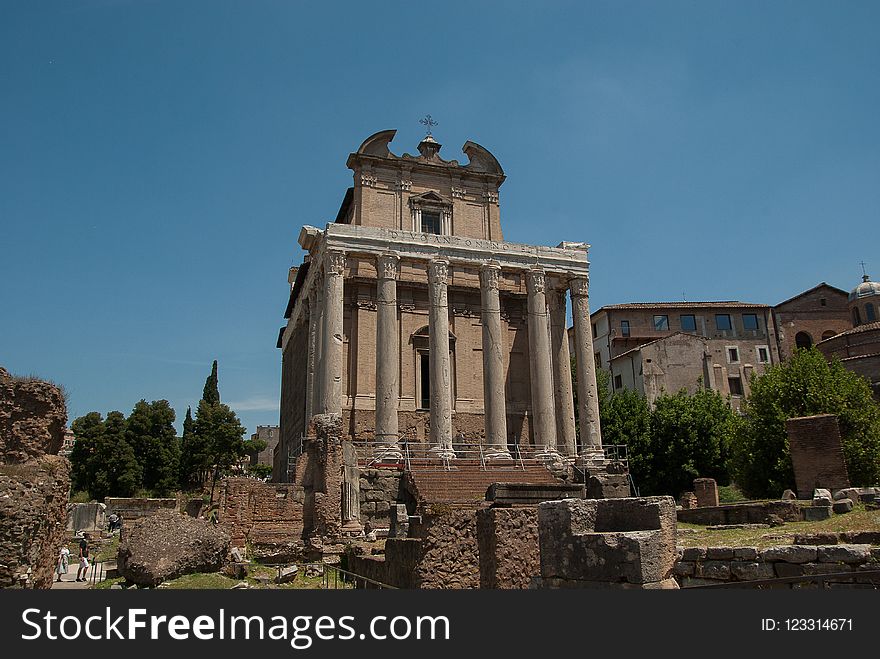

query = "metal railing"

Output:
[[322, 564, 397, 590]]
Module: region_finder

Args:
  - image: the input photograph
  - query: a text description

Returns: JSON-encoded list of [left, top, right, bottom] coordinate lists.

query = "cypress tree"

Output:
[[203, 360, 220, 405]]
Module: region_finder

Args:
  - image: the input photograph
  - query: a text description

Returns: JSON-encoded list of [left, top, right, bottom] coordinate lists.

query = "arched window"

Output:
[[866, 303, 877, 322], [821, 330, 837, 341], [853, 307, 862, 326], [795, 332, 813, 350]]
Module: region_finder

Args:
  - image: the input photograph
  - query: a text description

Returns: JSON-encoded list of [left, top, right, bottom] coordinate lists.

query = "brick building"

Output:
[[248, 425, 279, 468], [591, 301, 779, 406], [772, 282, 851, 360], [274, 130, 605, 483]]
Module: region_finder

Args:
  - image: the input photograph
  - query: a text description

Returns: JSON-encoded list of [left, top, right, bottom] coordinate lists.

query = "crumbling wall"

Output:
[[0, 368, 70, 589], [477, 506, 539, 589], [786, 414, 851, 498], [217, 477, 305, 561], [675, 544, 880, 588], [104, 497, 177, 520], [359, 467, 404, 529], [677, 500, 802, 525]]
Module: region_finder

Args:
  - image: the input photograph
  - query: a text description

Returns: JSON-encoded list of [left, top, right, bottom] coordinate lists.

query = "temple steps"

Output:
[[405, 459, 560, 505]]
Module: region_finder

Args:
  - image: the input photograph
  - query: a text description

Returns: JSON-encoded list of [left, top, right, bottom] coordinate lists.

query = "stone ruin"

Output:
[[535, 496, 679, 589], [0, 367, 71, 588], [786, 414, 851, 498]]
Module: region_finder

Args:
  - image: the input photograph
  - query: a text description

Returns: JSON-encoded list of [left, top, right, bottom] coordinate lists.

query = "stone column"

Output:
[[480, 261, 511, 460], [570, 276, 604, 465], [319, 250, 346, 415], [428, 259, 454, 459], [549, 286, 577, 458], [526, 268, 558, 458], [305, 287, 321, 424], [375, 252, 401, 460]]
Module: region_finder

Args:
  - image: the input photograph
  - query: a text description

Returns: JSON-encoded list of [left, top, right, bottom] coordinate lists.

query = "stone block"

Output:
[[817, 544, 872, 564], [696, 560, 731, 580], [485, 482, 584, 505], [813, 488, 832, 500], [840, 531, 880, 545], [706, 547, 735, 560], [693, 478, 719, 507], [730, 561, 775, 581], [832, 498, 854, 514], [786, 415, 850, 498], [760, 546, 818, 563], [586, 474, 631, 499], [781, 489, 797, 500], [802, 506, 832, 521], [537, 496, 677, 586], [673, 561, 695, 577], [794, 532, 839, 545], [774, 562, 804, 578], [681, 547, 706, 561], [733, 547, 759, 560]]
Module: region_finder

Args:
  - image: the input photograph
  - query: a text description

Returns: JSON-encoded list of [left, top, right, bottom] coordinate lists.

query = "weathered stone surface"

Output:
[[813, 488, 832, 500], [832, 498, 854, 514], [0, 370, 67, 463], [781, 489, 797, 500], [786, 415, 850, 498], [477, 506, 539, 589], [586, 473, 631, 499], [673, 561, 695, 577], [117, 509, 230, 587], [817, 544, 872, 564], [486, 482, 583, 505], [840, 531, 880, 545], [733, 547, 759, 560], [695, 560, 730, 580], [730, 562, 775, 581], [679, 492, 698, 509], [795, 532, 840, 545], [0, 456, 71, 589], [706, 547, 736, 560], [680, 547, 707, 561], [677, 500, 800, 526], [537, 496, 677, 586], [66, 502, 106, 533], [760, 546, 818, 563], [802, 505, 832, 521], [693, 478, 719, 507], [275, 565, 299, 584], [774, 562, 804, 578]]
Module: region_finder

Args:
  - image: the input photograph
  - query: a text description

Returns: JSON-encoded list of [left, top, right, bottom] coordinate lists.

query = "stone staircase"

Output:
[[404, 459, 560, 506]]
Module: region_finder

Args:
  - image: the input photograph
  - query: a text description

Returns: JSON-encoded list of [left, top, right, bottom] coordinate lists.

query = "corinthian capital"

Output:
[[428, 259, 449, 286], [569, 276, 590, 298], [526, 268, 546, 295], [377, 252, 400, 280], [326, 250, 346, 277], [479, 261, 502, 291]]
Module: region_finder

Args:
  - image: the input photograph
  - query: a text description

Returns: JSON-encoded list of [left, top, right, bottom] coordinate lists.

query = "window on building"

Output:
[[757, 346, 770, 363], [866, 303, 877, 322], [594, 353, 602, 371], [727, 347, 740, 363], [716, 314, 732, 331], [742, 314, 759, 331], [821, 330, 837, 340], [728, 377, 744, 396], [653, 315, 669, 331], [614, 374, 622, 390], [419, 352, 430, 409], [592, 323, 598, 338], [680, 314, 696, 332], [853, 307, 861, 326], [820, 297, 827, 307], [795, 331, 813, 350], [621, 320, 630, 337], [421, 211, 442, 235]]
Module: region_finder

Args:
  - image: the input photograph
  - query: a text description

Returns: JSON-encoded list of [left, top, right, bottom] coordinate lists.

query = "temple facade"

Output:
[[273, 130, 603, 482]]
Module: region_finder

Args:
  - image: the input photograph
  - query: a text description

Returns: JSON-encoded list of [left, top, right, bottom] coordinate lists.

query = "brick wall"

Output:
[[785, 414, 850, 498], [693, 478, 719, 507]]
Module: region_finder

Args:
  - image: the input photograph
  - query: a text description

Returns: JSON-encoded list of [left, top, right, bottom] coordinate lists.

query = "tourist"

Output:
[[76, 533, 91, 582], [108, 512, 120, 533], [56, 545, 70, 582]]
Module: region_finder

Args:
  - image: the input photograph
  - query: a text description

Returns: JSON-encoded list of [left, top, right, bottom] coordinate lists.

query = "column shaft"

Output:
[[319, 250, 346, 415], [375, 253, 401, 459], [570, 276, 603, 463], [549, 287, 577, 457], [480, 262, 510, 460], [305, 288, 320, 424], [428, 259, 454, 458], [526, 269, 558, 455]]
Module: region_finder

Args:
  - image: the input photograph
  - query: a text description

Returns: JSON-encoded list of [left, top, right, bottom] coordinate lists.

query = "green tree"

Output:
[[91, 411, 141, 500], [70, 411, 104, 495], [178, 405, 209, 489], [729, 348, 880, 498], [126, 399, 180, 495], [202, 360, 220, 405]]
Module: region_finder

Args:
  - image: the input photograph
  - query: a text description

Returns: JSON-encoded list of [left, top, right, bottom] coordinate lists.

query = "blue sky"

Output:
[[2, 0, 878, 435]]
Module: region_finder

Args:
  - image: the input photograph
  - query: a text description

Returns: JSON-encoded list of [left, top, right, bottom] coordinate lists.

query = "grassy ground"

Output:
[[678, 504, 880, 548], [93, 565, 329, 590]]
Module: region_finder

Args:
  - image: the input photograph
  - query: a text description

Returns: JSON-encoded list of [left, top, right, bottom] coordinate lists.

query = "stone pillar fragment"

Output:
[[305, 288, 320, 424], [428, 259, 454, 458], [548, 287, 577, 457], [319, 250, 346, 415], [375, 252, 401, 460], [480, 261, 511, 460], [526, 268, 558, 457], [570, 276, 603, 465]]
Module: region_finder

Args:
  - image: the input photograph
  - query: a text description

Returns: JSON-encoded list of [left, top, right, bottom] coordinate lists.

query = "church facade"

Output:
[[274, 130, 603, 482]]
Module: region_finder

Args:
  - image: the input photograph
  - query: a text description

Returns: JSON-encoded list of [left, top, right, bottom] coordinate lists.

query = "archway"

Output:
[[795, 331, 813, 350]]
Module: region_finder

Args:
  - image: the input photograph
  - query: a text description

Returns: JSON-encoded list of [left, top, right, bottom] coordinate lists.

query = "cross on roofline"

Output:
[[420, 114, 438, 135]]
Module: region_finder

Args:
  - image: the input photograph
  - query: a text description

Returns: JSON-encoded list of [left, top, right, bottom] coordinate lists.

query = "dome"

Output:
[[849, 275, 880, 302]]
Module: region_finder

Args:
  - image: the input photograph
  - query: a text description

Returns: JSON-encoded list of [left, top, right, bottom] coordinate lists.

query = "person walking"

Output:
[[56, 545, 70, 582], [75, 534, 91, 582]]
